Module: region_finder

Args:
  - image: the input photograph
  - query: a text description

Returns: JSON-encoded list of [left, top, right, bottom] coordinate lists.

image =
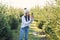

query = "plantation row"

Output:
[[0, 0, 60, 40]]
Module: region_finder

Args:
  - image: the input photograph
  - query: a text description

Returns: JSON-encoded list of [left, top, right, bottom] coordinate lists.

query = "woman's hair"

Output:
[[24, 15, 30, 21], [28, 15, 30, 21]]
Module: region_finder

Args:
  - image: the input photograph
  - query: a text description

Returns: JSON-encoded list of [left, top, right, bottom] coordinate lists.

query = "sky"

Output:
[[0, 0, 56, 9]]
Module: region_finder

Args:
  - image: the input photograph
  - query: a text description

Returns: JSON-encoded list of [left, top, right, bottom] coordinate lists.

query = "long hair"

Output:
[[24, 15, 30, 21]]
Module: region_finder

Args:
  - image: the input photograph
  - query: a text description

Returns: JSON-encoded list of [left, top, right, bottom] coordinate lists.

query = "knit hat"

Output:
[[24, 8, 29, 14]]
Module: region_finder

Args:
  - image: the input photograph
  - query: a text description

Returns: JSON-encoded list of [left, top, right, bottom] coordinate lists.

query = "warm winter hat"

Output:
[[24, 8, 29, 14]]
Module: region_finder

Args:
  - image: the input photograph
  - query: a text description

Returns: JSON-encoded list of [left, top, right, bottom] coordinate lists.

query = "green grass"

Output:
[[11, 23, 51, 40], [11, 26, 40, 40]]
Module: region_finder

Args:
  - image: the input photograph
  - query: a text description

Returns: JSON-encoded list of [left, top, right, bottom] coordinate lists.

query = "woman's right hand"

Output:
[[31, 13, 34, 21]]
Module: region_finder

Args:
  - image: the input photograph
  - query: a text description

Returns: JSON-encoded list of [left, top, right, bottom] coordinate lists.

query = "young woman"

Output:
[[19, 8, 34, 40]]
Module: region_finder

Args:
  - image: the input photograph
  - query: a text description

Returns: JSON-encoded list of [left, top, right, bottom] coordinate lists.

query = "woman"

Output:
[[19, 8, 34, 40]]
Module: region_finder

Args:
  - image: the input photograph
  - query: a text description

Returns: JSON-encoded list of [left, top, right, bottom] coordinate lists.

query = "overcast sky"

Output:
[[0, 0, 56, 9]]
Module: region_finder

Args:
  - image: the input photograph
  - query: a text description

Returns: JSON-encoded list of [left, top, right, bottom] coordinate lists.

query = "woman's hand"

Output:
[[31, 13, 34, 21]]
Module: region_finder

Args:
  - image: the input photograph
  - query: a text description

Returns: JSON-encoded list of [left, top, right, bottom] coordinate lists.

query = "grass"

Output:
[[11, 25, 40, 40], [11, 22, 51, 40]]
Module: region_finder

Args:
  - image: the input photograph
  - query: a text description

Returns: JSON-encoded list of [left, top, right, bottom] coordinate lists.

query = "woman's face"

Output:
[[25, 12, 30, 16]]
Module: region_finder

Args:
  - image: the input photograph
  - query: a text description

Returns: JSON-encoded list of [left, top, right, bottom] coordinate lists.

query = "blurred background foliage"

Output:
[[0, 0, 60, 40]]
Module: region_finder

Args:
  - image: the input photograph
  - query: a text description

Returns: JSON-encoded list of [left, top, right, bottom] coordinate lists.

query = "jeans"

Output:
[[19, 26, 29, 40]]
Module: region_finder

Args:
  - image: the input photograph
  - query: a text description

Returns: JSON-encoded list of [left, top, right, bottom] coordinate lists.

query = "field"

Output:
[[0, 0, 60, 40]]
